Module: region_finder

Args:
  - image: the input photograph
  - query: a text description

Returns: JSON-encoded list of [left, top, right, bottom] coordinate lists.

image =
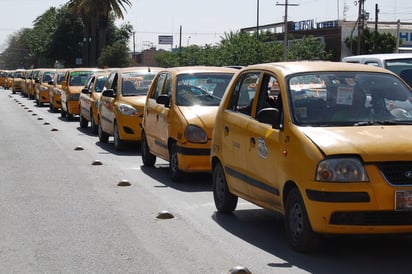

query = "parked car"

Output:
[[6, 70, 15, 90], [342, 53, 412, 86], [98, 67, 161, 149], [60, 68, 103, 120], [141, 66, 237, 180], [34, 69, 56, 106], [0, 70, 8, 89], [12, 69, 26, 94], [23, 69, 34, 98], [79, 71, 109, 133], [211, 61, 412, 252], [49, 69, 69, 113], [28, 69, 41, 99]]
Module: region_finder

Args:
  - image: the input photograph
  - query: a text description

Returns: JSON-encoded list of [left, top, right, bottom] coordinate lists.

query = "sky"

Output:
[[1, 0, 412, 52]]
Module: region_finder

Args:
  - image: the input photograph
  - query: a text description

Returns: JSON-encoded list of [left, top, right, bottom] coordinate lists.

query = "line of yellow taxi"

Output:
[[7, 61, 412, 253]]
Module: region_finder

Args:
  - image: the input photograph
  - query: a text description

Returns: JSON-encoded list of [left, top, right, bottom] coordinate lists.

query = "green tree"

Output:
[[288, 35, 332, 60], [1, 29, 31, 69], [68, 0, 132, 66], [48, 5, 84, 67], [97, 40, 134, 68], [26, 7, 59, 67], [345, 28, 397, 55]]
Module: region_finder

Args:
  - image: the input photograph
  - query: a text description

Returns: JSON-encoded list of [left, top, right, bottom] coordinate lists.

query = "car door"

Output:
[[245, 73, 283, 208], [220, 72, 259, 196], [99, 72, 117, 134], [145, 72, 171, 159]]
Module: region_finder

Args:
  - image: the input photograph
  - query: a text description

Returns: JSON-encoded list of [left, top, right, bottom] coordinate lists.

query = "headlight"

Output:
[[184, 125, 208, 143], [316, 157, 369, 182], [118, 103, 138, 116], [40, 86, 48, 92]]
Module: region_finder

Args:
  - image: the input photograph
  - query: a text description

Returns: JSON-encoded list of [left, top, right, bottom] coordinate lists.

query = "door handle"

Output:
[[250, 137, 256, 145]]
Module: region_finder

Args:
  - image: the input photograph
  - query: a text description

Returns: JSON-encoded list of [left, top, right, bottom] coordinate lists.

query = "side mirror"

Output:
[[102, 88, 115, 98], [81, 87, 90, 94], [156, 94, 170, 107], [48, 80, 54, 85], [256, 107, 282, 129]]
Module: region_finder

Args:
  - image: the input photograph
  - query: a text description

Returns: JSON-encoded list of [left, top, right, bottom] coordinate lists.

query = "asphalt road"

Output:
[[1, 89, 412, 274]]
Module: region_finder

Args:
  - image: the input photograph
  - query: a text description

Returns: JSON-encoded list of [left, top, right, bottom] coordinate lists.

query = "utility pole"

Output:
[[374, 3, 379, 32], [356, 0, 367, 55], [256, 0, 260, 40], [276, 0, 298, 61]]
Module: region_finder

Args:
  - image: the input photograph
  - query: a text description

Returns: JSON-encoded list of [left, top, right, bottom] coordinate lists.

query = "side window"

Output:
[[105, 72, 116, 91], [151, 73, 167, 99], [255, 74, 281, 116], [163, 74, 172, 96], [227, 72, 259, 116]]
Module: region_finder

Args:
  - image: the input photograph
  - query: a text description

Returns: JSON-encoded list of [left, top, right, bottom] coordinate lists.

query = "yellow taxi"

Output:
[[23, 69, 34, 98], [98, 67, 161, 150], [28, 69, 40, 99], [12, 69, 26, 94], [141, 66, 237, 180], [60, 68, 103, 120], [49, 69, 69, 112], [7, 70, 15, 90], [211, 61, 412, 252], [0, 70, 8, 89], [79, 71, 109, 133], [34, 69, 56, 106]]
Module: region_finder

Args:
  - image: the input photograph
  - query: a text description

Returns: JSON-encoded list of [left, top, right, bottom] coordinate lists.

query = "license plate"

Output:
[[395, 191, 412, 211]]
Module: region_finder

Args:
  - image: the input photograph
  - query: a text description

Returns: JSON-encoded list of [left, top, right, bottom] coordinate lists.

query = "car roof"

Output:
[[159, 66, 238, 74], [342, 53, 412, 62], [242, 61, 395, 76]]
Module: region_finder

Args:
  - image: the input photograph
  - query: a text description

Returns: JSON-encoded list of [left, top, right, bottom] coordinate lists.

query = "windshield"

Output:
[[385, 59, 412, 87], [69, 71, 96, 86], [175, 73, 234, 106], [121, 72, 156, 96], [288, 71, 412, 126]]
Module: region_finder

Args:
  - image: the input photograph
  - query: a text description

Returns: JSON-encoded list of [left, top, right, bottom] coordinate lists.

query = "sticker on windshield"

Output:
[[336, 86, 354, 105], [257, 137, 268, 159]]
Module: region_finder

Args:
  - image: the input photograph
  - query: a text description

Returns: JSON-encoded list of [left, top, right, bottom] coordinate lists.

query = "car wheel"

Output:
[[90, 112, 98, 134], [60, 107, 67, 118], [79, 113, 88, 128], [284, 187, 320, 253], [212, 161, 238, 213], [66, 107, 73, 121], [141, 131, 156, 166], [98, 117, 109, 143], [169, 142, 184, 181], [113, 121, 124, 150]]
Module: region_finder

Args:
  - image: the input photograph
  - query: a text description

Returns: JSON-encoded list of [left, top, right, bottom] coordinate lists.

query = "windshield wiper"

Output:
[[354, 120, 412, 126]]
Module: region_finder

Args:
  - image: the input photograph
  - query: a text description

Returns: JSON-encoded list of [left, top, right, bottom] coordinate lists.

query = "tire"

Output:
[[98, 117, 109, 143], [113, 121, 124, 150], [90, 111, 98, 134], [169, 143, 184, 181], [79, 113, 88, 128], [141, 131, 156, 166], [61, 107, 67, 118], [66, 110, 73, 121], [284, 188, 320, 253], [212, 161, 238, 213]]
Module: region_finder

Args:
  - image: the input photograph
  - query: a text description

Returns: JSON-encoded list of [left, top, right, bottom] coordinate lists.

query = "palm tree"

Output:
[[68, 0, 132, 66]]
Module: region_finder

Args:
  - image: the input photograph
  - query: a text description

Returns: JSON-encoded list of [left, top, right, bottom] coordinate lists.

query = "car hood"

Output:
[[178, 106, 219, 135], [299, 126, 412, 162]]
